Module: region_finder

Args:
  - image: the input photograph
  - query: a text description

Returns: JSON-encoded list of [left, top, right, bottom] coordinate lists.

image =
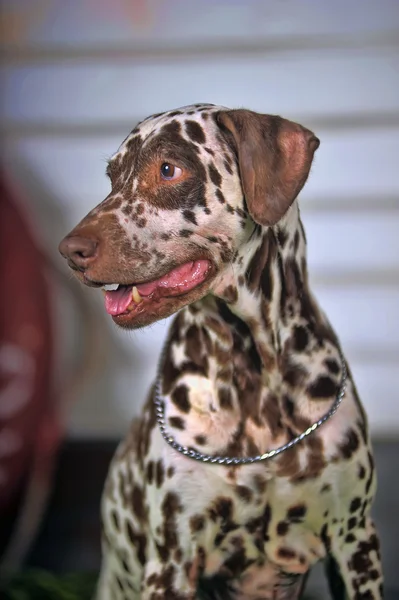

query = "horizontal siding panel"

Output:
[[4, 36, 399, 66], [1, 0, 398, 48], [348, 364, 399, 435], [2, 138, 118, 228], [304, 213, 399, 271], [3, 113, 399, 139], [2, 52, 399, 123], [314, 287, 399, 354], [305, 130, 399, 197]]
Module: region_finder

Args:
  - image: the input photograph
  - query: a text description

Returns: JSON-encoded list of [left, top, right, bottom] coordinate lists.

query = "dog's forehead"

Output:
[[111, 103, 228, 162]]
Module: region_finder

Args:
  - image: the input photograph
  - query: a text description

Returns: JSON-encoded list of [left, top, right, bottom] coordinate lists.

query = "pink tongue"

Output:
[[104, 286, 132, 316], [104, 260, 210, 316]]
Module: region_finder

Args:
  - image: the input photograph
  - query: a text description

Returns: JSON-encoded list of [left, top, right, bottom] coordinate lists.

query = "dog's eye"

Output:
[[160, 163, 182, 181]]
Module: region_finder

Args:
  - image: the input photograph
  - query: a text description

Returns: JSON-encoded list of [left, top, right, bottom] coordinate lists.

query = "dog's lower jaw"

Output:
[[112, 270, 216, 329]]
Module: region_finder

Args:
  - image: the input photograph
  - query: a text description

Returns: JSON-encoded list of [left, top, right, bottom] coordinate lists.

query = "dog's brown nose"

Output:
[[59, 235, 98, 270]]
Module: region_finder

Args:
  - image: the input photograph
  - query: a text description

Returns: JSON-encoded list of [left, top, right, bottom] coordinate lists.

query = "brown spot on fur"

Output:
[[174, 548, 183, 563], [208, 497, 234, 525], [169, 416, 185, 430], [283, 360, 307, 388], [235, 485, 253, 502], [157, 493, 184, 562], [365, 451, 375, 495], [292, 325, 309, 352], [218, 386, 233, 410], [350, 497, 362, 513], [320, 523, 331, 552], [224, 159, 233, 174], [349, 536, 380, 575], [147, 564, 177, 594], [339, 428, 360, 460], [215, 344, 231, 368], [190, 514, 205, 533], [208, 163, 222, 187], [276, 446, 301, 479], [223, 285, 238, 303], [121, 203, 133, 216], [347, 517, 357, 530], [132, 484, 147, 522], [246, 233, 269, 292], [253, 474, 267, 494], [205, 316, 233, 344], [325, 358, 340, 375], [155, 460, 165, 487], [126, 521, 147, 566], [183, 209, 197, 225], [185, 120, 206, 144], [171, 384, 191, 413], [101, 195, 123, 212], [308, 375, 337, 399], [194, 434, 207, 446], [304, 434, 326, 479], [277, 547, 297, 560], [287, 504, 307, 522], [186, 325, 209, 371], [179, 229, 193, 237], [224, 544, 248, 577], [358, 464, 366, 479], [276, 227, 288, 247], [216, 189, 225, 204], [146, 460, 154, 484], [277, 521, 289, 536]]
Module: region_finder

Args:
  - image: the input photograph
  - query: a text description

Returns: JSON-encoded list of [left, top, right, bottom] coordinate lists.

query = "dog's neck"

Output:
[[210, 202, 312, 377], [159, 202, 339, 458]]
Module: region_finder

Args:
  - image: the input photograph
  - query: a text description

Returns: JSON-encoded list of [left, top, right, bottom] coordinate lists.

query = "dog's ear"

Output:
[[217, 109, 319, 226]]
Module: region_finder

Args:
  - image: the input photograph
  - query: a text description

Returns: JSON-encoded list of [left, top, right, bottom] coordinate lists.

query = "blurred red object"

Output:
[[0, 173, 61, 568], [0, 171, 111, 573]]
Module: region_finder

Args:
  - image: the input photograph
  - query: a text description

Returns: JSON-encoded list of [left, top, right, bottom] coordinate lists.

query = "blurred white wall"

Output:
[[1, 0, 398, 437]]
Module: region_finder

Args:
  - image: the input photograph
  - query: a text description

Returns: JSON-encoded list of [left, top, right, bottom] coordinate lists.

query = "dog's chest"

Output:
[[140, 430, 329, 576], [143, 447, 272, 571]]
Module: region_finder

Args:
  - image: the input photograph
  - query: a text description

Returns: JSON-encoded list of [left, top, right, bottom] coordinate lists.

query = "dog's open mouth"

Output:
[[101, 259, 211, 318]]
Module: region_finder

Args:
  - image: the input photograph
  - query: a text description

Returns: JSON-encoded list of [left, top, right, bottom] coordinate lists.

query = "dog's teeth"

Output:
[[132, 286, 143, 304], [102, 284, 119, 291]]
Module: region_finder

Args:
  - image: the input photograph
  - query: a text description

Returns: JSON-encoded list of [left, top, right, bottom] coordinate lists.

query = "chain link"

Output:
[[154, 347, 347, 466]]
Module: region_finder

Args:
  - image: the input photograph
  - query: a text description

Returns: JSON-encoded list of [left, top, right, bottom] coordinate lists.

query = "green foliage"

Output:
[[1, 570, 97, 600]]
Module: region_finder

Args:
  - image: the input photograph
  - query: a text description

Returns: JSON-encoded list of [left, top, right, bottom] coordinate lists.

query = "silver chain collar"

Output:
[[154, 347, 347, 466]]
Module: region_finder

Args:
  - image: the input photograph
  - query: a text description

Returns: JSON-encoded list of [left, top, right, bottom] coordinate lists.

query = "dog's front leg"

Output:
[[325, 516, 383, 599]]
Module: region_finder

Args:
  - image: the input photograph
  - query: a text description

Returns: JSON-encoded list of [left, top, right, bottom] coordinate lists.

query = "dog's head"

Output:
[[59, 104, 319, 328]]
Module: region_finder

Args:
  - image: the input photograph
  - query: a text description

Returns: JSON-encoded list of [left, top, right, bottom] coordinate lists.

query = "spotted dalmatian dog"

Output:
[[59, 104, 383, 599]]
